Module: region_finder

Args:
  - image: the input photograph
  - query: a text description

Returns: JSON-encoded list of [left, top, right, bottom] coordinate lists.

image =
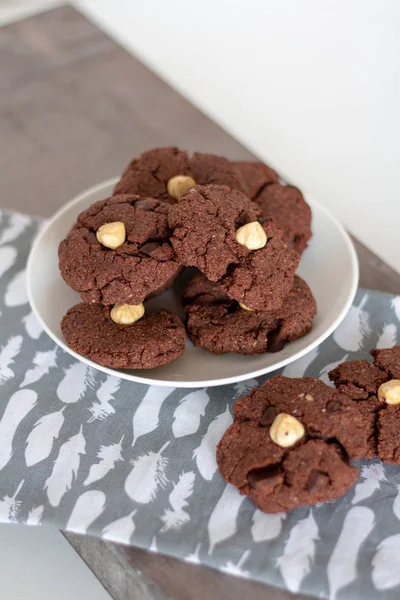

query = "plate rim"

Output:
[[27, 177, 359, 388]]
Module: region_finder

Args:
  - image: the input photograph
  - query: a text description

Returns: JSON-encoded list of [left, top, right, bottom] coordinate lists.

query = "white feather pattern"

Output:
[[319, 354, 349, 385], [20, 348, 57, 388], [232, 379, 258, 399], [352, 463, 386, 505], [0, 480, 24, 521], [193, 405, 232, 481], [0, 246, 17, 279], [185, 543, 201, 564], [125, 441, 169, 504], [208, 484, 245, 554], [132, 386, 174, 446], [282, 347, 319, 378], [22, 312, 43, 340], [25, 408, 65, 467], [0, 390, 37, 471], [333, 294, 371, 351], [172, 390, 210, 438], [57, 362, 95, 404], [5, 270, 28, 307], [44, 426, 86, 507], [66, 490, 106, 533], [160, 471, 195, 532], [372, 534, 400, 590], [0, 213, 30, 245], [0, 335, 23, 383], [327, 506, 375, 600], [26, 505, 44, 526], [376, 323, 397, 349], [101, 510, 137, 543], [392, 297, 400, 323], [88, 375, 120, 422], [251, 510, 286, 542], [277, 511, 319, 593], [392, 484, 400, 521], [220, 550, 250, 577], [84, 436, 124, 486]]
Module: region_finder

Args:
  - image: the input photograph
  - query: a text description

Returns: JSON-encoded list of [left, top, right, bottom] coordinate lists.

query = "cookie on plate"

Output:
[[114, 147, 246, 202], [217, 376, 368, 513], [183, 273, 316, 355], [59, 194, 180, 305], [169, 184, 299, 311], [329, 346, 400, 462], [61, 303, 186, 369], [256, 183, 312, 254], [233, 160, 279, 200]]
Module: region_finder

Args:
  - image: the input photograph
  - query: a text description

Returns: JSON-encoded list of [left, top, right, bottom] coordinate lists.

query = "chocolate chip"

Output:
[[306, 469, 329, 493], [247, 464, 282, 488], [326, 400, 342, 413], [260, 405, 277, 426], [140, 241, 162, 255], [236, 210, 250, 227], [86, 231, 98, 244], [134, 200, 150, 211], [267, 329, 285, 353]]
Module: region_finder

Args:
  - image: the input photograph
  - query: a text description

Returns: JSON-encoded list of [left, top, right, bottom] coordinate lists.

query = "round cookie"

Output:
[[114, 147, 246, 202], [233, 160, 279, 200], [183, 273, 316, 355], [217, 376, 367, 513], [59, 194, 180, 305], [61, 303, 186, 369], [169, 185, 299, 311], [256, 183, 312, 254]]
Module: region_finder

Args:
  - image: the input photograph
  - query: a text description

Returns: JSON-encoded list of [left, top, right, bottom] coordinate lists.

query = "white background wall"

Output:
[[74, 0, 400, 274]]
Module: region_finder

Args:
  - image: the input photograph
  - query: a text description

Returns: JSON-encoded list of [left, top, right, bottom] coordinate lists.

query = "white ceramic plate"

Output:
[[27, 178, 359, 388]]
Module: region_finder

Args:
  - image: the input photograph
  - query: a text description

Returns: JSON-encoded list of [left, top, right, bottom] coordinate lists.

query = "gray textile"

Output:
[[0, 208, 400, 600]]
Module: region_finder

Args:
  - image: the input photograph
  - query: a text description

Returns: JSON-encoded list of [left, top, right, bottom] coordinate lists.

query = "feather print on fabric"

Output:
[[333, 294, 371, 351], [22, 312, 43, 340], [0, 246, 17, 279], [232, 379, 258, 399], [25, 408, 65, 467], [57, 362, 95, 404], [0, 213, 30, 246], [149, 536, 158, 552], [251, 510, 286, 542], [0, 389, 37, 472], [392, 297, 400, 323], [376, 323, 397, 349], [0, 335, 23, 384], [172, 390, 210, 438], [193, 405, 232, 481], [0, 480, 24, 521], [277, 511, 319, 593], [282, 347, 319, 378], [160, 471, 195, 532], [352, 463, 386, 505], [125, 441, 169, 504], [84, 437, 124, 486], [4, 270, 28, 307], [392, 484, 400, 521], [88, 375, 120, 422], [101, 510, 137, 544], [372, 534, 400, 591], [208, 484, 245, 555], [327, 506, 375, 600], [66, 490, 106, 533], [185, 543, 201, 564], [20, 348, 57, 388], [221, 550, 250, 577], [319, 354, 349, 385], [132, 386, 174, 446], [44, 426, 86, 507], [26, 505, 44, 526]]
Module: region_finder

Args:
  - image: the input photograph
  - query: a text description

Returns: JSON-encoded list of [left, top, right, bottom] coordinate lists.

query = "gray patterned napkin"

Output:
[[1, 208, 400, 600]]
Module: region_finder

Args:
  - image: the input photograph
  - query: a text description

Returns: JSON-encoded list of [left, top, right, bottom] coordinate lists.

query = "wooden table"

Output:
[[1, 6, 399, 600]]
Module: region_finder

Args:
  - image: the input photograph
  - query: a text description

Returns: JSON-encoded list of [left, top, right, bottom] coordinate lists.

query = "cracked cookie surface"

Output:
[[233, 160, 279, 200]]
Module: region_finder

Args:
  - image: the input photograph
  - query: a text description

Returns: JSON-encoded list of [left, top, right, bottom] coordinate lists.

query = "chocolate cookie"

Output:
[[169, 185, 299, 311], [256, 184, 312, 254], [114, 147, 246, 202], [217, 376, 367, 513], [329, 346, 400, 462], [183, 273, 316, 355], [61, 303, 186, 369], [59, 194, 180, 305], [234, 160, 279, 200]]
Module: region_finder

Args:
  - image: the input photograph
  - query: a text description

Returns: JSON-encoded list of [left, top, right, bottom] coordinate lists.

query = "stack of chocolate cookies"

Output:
[[59, 147, 315, 369]]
